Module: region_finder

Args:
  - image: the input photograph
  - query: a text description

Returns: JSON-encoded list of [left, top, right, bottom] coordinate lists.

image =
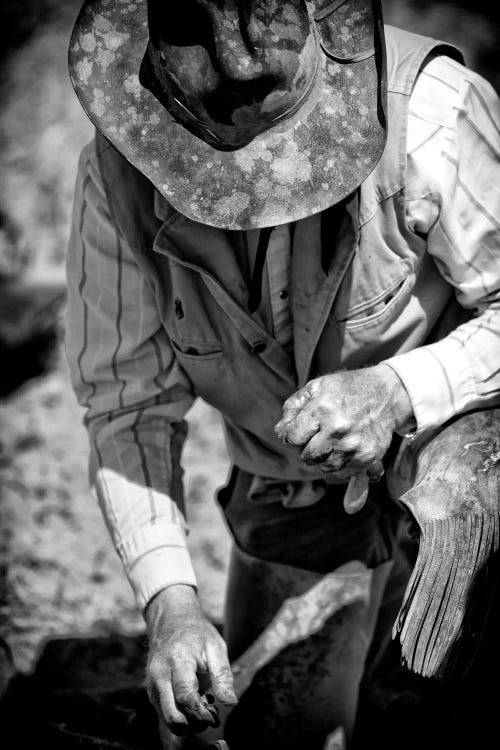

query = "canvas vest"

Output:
[[95, 26, 464, 482]]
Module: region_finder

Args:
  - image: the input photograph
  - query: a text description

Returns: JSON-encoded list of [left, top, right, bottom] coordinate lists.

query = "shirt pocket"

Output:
[[336, 274, 412, 330]]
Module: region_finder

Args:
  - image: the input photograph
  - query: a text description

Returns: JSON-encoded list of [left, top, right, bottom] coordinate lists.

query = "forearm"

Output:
[[383, 306, 500, 433], [90, 411, 197, 611]]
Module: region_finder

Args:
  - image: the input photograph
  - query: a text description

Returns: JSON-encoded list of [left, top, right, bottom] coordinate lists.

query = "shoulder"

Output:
[[72, 137, 111, 214], [405, 55, 500, 208], [77, 137, 100, 179], [89, 132, 165, 250], [410, 54, 500, 132], [384, 25, 462, 95]]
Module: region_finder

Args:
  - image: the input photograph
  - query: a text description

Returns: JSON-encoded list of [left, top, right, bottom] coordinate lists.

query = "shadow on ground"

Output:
[[1, 581, 500, 750], [0, 632, 160, 750]]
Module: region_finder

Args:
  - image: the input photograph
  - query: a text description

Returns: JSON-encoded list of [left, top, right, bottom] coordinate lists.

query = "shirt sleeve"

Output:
[[383, 56, 500, 433], [65, 138, 197, 611]]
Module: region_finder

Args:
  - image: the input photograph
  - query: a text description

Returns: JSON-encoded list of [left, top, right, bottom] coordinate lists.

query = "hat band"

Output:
[[168, 38, 322, 145], [313, 0, 351, 22], [320, 46, 376, 63]]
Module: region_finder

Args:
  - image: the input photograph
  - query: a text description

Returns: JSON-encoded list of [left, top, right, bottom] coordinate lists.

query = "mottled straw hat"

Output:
[[69, 0, 387, 229]]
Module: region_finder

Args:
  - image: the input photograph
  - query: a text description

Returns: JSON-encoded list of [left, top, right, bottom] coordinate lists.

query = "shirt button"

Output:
[[251, 341, 267, 354], [279, 289, 289, 300]]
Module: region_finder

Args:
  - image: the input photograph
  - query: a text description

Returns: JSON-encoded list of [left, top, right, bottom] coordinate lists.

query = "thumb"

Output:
[[206, 643, 238, 706]]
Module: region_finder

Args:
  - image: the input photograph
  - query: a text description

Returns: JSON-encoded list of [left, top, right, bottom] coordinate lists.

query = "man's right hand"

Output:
[[145, 584, 238, 736]]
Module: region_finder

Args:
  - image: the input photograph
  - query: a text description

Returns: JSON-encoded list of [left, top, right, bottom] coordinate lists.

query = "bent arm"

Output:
[[384, 59, 500, 433], [66, 139, 196, 610]]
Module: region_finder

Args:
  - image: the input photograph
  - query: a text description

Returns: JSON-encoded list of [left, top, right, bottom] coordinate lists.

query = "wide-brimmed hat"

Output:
[[69, 0, 387, 230]]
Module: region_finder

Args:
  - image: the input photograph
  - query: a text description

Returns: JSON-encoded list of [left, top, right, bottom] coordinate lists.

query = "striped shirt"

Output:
[[66, 55, 500, 610]]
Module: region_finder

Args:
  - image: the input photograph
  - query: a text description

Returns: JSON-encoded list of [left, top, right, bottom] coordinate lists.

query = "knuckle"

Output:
[[356, 448, 375, 465], [212, 664, 232, 682], [214, 638, 229, 660], [332, 419, 352, 436], [147, 658, 167, 682], [365, 440, 381, 460], [337, 436, 359, 453], [168, 641, 187, 660], [173, 684, 195, 709]]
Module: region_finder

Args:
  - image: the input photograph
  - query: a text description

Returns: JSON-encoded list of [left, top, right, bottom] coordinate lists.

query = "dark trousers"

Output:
[[216, 409, 500, 749]]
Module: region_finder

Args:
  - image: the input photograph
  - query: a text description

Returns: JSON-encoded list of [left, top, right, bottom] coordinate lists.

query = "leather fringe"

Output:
[[393, 511, 500, 679]]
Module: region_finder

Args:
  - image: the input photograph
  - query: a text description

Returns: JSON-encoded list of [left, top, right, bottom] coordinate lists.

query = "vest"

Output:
[[94, 26, 463, 481]]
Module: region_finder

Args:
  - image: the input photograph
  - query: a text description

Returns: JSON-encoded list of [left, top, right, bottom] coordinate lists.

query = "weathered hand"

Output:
[[275, 364, 413, 478], [145, 585, 237, 737]]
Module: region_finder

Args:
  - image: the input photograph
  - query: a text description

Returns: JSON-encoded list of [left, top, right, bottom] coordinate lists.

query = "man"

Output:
[[66, 1, 500, 748]]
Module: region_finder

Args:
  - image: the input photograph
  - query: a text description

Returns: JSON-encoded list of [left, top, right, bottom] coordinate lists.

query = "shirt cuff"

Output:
[[120, 524, 198, 612], [382, 338, 477, 433]]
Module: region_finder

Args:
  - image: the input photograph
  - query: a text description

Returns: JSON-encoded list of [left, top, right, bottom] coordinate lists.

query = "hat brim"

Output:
[[69, 1, 387, 230]]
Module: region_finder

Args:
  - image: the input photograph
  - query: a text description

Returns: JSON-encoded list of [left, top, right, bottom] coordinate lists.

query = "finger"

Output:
[[171, 659, 216, 727], [201, 699, 220, 728], [280, 384, 315, 419], [322, 449, 354, 473], [151, 678, 190, 736], [278, 402, 323, 447], [197, 675, 220, 727], [320, 435, 366, 472], [206, 642, 238, 705], [300, 430, 335, 465], [275, 381, 320, 436], [367, 460, 385, 483]]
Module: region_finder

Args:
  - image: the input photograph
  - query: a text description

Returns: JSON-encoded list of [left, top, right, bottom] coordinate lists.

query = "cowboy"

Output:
[[66, 1, 500, 747]]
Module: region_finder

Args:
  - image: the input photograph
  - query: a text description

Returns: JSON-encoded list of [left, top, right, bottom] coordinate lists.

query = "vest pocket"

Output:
[[171, 338, 223, 360], [336, 275, 411, 330], [170, 338, 228, 409]]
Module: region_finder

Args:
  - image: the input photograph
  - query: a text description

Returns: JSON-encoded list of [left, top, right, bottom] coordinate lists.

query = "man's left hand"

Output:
[[275, 365, 414, 478]]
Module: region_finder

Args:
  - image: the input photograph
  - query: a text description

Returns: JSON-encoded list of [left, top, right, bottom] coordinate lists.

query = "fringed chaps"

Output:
[[391, 409, 500, 679]]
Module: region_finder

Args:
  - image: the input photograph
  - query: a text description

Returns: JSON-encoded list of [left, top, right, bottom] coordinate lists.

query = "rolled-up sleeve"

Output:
[[65, 139, 196, 611], [384, 57, 500, 433]]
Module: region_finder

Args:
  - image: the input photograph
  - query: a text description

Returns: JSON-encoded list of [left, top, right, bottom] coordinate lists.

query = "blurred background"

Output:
[[0, 0, 499, 735]]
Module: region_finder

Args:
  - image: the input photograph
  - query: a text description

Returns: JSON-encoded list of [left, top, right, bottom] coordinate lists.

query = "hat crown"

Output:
[[141, 0, 320, 150]]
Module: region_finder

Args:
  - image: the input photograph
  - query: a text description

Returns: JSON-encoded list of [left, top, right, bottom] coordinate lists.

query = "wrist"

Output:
[[376, 364, 415, 432], [145, 584, 200, 631]]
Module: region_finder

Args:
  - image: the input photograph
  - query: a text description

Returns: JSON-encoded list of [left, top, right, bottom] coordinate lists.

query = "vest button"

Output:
[[251, 341, 267, 355]]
